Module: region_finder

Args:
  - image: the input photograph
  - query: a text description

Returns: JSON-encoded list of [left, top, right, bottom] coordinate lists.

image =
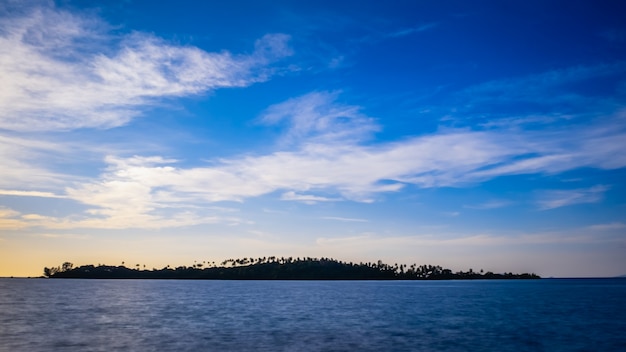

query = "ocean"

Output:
[[1, 278, 625, 351]]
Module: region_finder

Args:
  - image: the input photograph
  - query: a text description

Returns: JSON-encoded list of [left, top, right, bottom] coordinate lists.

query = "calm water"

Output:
[[1, 279, 625, 351]]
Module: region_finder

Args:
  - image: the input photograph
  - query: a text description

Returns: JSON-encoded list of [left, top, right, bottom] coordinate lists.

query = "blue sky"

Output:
[[1, 0, 625, 277]]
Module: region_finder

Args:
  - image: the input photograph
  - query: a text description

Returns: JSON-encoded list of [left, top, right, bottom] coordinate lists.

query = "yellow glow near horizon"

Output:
[[2, 227, 623, 278]]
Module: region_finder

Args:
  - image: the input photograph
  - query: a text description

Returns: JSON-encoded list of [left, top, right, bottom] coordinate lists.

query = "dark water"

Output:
[[1, 279, 625, 351]]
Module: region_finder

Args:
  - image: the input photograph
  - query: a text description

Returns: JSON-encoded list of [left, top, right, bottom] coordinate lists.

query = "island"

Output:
[[44, 257, 540, 280]]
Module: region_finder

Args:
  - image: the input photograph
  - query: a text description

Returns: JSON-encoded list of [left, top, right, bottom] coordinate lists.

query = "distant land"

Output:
[[44, 257, 540, 280]]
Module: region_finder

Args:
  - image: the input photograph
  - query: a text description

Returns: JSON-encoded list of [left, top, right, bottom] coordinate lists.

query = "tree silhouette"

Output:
[[43, 257, 540, 280], [61, 262, 73, 272], [43, 266, 59, 278]]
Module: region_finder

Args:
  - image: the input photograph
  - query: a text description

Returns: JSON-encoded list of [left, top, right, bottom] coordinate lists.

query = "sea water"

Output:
[[1, 278, 625, 351]]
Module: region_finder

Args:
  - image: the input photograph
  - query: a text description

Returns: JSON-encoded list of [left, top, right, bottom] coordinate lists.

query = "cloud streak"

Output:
[[536, 185, 609, 210], [587, 222, 626, 231], [464, 200, 512, 210], [0, 189, 66, 198], [0, 133, 79, 189], [0, 5, 292, 131], [281, 191, 341, 204], [7, 88, 625, 230], [259, 91, 379, 146], [2, 6, 624, 232], [321, 216, 369, 223], [389, 23, 438, 38]]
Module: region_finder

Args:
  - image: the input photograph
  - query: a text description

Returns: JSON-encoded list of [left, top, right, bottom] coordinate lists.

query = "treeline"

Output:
[[44, 257, 540, 280]]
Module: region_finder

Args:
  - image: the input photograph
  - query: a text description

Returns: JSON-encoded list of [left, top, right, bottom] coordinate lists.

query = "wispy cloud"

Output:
[[259, 91, 379, 146], [450, 62, 626, 123], [2, 2, 626, 233], [0, 5, 292, 131], [316, 234, 373, 246], [321, 216, 369, 223], [536, 185, 609, 210], [315, 228, 624, 251], [586, 222, 626, 231], [281, 192, 341, 204], [464, 200, 512, 210], [38, 233, 90, 240], [389, 23, 438, 38], [461, 62, 626, 104], [0, 207, 27, 230], [0, 133, 78, 189], [0, 208, 20, 218], [0, 189, 66, 198], [9, 89, 624, 230]]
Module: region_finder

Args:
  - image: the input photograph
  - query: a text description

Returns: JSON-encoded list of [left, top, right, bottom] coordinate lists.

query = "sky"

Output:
[[1, 0, 625, 278]]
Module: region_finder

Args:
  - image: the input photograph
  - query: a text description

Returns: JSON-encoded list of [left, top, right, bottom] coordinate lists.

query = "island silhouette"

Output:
[[44, 257, 540, 280]]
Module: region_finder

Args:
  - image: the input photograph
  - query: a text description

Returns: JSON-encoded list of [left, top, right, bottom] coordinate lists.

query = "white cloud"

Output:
[[2, 20, 626, 232], [536, 185, 609, 210], [0, 155, 247, 230], [20, 90, 620, 230], [470, 111, 626, 178], [38, 233, 90, 240], [0, 5, 292, 131], [586, 222, 626, 231], [0, 207, 20, 218], [0, 133, 77, 188], [464, 200, 512, 210], [259, 91, 379, 145], [389, 23, 438, 38], [321, 216, 369, 222], [316, 228, 624, 250], [0, 189, 66, 198], [0, 207, 27, 230], [281, 192, 341, 204]]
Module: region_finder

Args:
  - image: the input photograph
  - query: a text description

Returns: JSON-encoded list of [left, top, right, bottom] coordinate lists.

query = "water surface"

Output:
[[1, 279, 625, 351]]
